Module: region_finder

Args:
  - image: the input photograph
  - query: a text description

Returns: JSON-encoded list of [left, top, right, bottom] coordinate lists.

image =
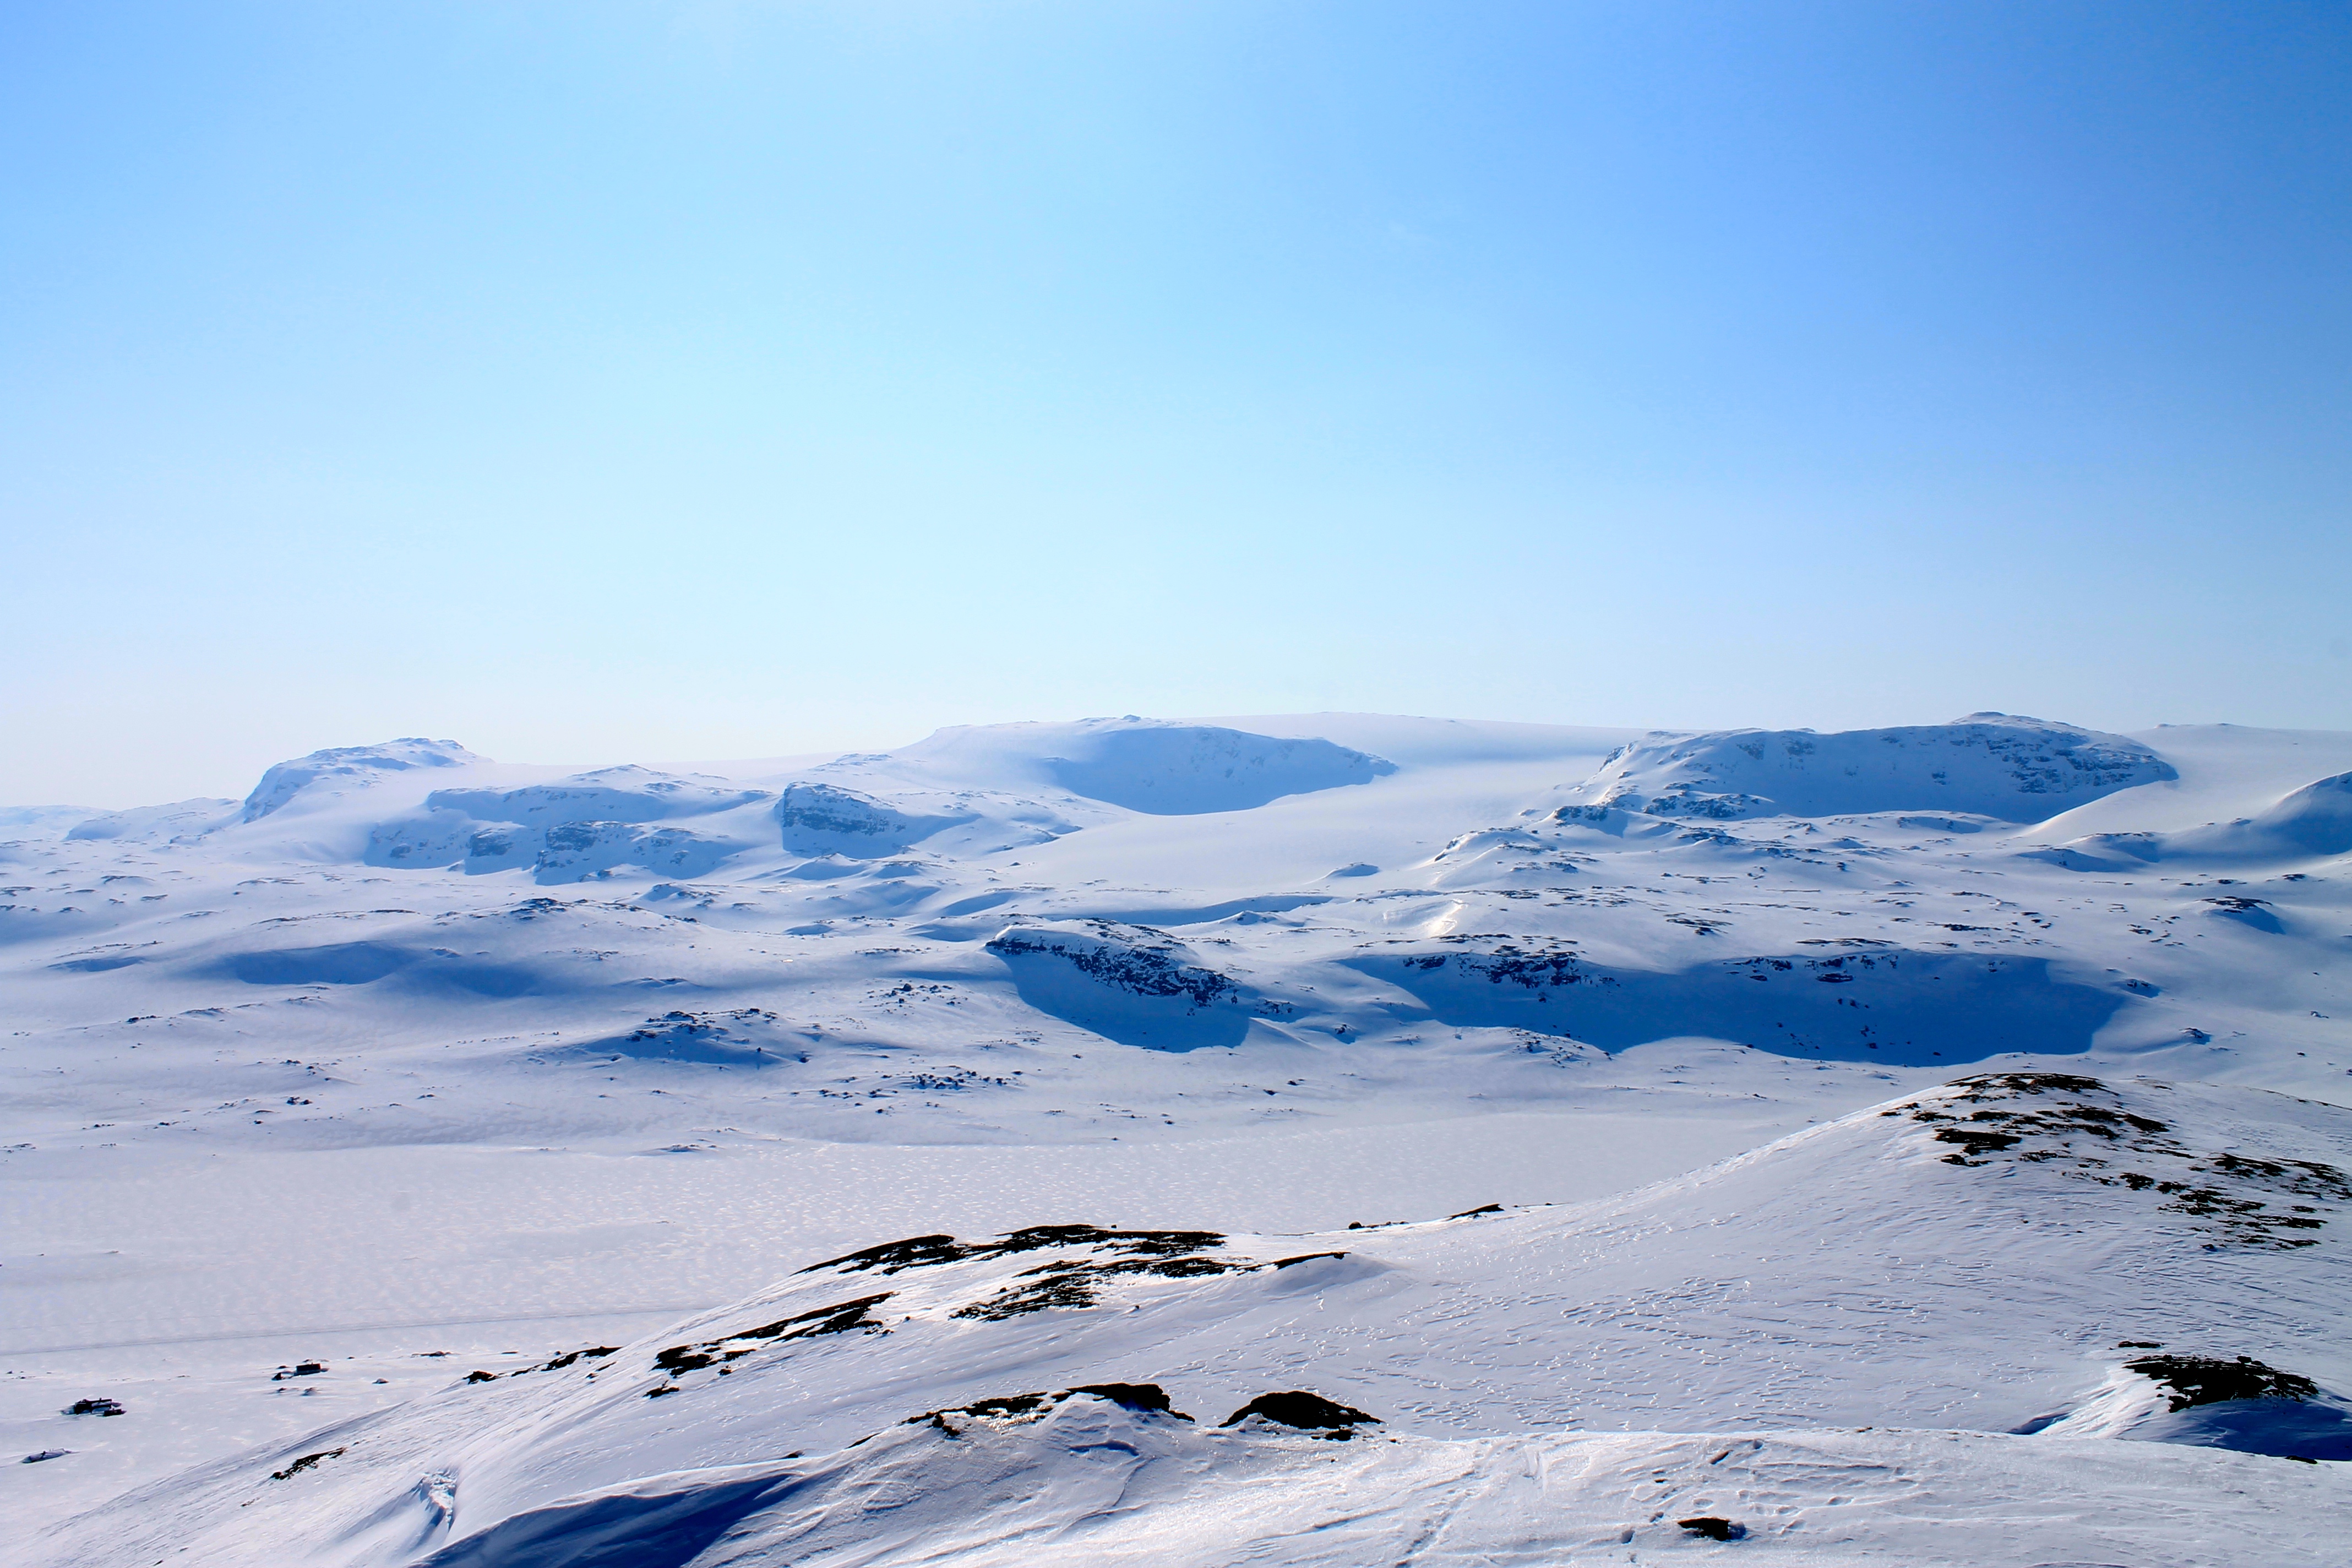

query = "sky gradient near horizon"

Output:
[[6, 2, 2350, 805]]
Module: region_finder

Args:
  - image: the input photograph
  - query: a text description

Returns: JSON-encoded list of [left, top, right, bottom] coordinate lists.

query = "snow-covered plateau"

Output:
[[4, 712, 2348, 1565]]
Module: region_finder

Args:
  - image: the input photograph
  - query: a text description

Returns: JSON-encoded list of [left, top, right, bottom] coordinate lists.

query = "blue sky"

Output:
[[5, 2, 2348, 803]]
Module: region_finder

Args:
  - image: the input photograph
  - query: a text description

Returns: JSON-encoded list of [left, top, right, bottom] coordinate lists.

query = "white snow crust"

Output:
[[5, 712, 2350, 1565]]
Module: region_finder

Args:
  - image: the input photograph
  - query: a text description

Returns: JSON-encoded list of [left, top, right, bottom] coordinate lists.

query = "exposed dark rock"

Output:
[[951, 1254, 1242, 1321], [1935, 1128, 2021, 1153], [2126, 1355, 2319, 1411], [804, 1225, 1228, 1276], [1065, 1383, 1186, 1416], [524, 1346, 619, 1375], [1951, 1071, 2104, 1095], [1220, 1391, 1381, 1430], [803, 1234, 965, 1274], [655, 1293, 894, 1373], [908, 1382, 1191, 1437], [1679, 1516, 1746, 1541], [269, 1447, 344, 1482]]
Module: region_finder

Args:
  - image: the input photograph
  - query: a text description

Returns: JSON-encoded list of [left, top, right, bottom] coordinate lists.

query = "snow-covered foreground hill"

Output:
[[17, 1072, 2351, 1566], [5, 713, 2350, 1563]]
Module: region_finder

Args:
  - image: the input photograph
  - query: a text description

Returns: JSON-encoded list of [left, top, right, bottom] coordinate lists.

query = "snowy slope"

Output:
[[16, 1071, 2348, 1567]]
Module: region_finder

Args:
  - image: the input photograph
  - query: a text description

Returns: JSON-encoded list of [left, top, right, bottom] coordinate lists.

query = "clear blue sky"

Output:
[[6, 2, 2348, 804]]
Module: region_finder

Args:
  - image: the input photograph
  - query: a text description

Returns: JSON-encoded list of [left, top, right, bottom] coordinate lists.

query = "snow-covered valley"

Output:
[[6, 713, 2349, 1564]]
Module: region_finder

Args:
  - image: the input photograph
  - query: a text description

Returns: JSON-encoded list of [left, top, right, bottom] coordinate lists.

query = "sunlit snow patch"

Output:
[[239, 738, 482, 822], [1569, 713, 2173, 823]]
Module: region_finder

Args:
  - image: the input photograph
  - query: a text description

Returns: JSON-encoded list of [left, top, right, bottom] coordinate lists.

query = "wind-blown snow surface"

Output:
[[6, 714, 2351, 1564]]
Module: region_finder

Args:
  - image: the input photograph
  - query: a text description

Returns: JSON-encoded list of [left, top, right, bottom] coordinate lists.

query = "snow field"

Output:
[[6, 712, 2351, 1565]]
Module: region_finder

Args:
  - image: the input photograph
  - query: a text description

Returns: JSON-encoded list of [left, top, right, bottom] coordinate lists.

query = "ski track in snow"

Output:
[[3, 712, 2350, 1564]]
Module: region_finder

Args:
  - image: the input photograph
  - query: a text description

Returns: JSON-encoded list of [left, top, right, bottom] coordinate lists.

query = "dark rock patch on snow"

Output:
[[269, 1447, 345, 1482], [2120, 1356, 2352, 1462], [2126, 1354, 2318, 1410], [951, 1253, 1244, 1321], [1892, 1076, 2347, 1249], [2202, 896, 2284, 933], [988, 922, 1234, 1006], [804, 1224, 1228, 1277], [911, 1383, 1191, 1436], [1220, 1391, 1380, 1430], [654, 1293, 894, 1375]]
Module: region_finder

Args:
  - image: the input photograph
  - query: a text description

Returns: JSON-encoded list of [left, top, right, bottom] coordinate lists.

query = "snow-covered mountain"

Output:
[[1570, 714, 2174, 821], [4, 712, 2349, 1564]]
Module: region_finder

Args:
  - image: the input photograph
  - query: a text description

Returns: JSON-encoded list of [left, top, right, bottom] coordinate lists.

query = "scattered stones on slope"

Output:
[[512, 1345, 618, 1376], [952, 1252, 1245, 1321], [986, 921, 1237, 1007], [1886, 1073, 2349, 1249], [652, 1293, 894, 1376], [793, 1223, 1273, 1322]]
